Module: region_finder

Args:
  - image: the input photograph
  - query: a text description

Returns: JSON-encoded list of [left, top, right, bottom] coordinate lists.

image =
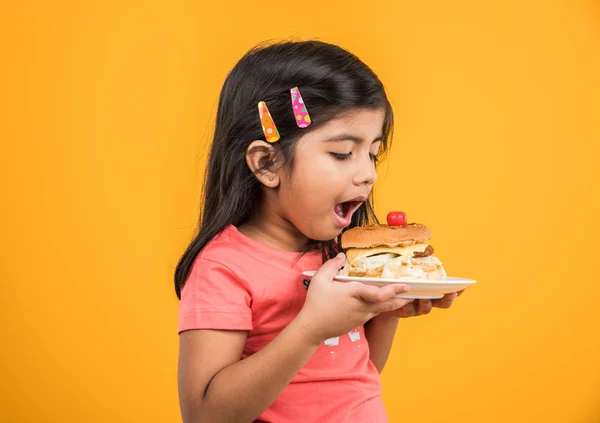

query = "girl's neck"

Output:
[[237, 210, 311, 253]]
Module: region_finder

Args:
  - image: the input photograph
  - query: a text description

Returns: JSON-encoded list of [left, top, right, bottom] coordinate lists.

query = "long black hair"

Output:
[[175, 40, 394, 298]]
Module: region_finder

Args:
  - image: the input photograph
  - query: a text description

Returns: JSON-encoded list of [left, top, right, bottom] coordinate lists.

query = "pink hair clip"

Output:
[[290, 87, 311, 128]]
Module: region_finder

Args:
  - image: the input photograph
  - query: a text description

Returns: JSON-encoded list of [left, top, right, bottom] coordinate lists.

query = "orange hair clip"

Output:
[[257, 101, 280, 143]]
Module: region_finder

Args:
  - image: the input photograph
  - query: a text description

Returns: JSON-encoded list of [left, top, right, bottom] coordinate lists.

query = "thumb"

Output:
[[313, 252, 346, 284]]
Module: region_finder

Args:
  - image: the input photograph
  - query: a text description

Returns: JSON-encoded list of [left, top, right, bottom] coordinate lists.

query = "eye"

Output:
[[370, 153, 379, 163], [329, 152, 352, 161]]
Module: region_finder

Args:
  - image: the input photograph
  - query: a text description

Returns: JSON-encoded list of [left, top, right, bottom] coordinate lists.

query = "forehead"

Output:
[[297, 108, 386, 146]]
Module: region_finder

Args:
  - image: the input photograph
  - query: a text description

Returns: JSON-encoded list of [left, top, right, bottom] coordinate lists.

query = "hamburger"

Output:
[[339, 222, 447, 280]]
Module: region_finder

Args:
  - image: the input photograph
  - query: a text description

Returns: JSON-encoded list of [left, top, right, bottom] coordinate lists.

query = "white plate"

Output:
[[301, 271, 476, 299]]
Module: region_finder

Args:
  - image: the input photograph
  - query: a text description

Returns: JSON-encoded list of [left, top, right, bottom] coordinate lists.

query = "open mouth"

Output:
[[334, 200, 363, 219]]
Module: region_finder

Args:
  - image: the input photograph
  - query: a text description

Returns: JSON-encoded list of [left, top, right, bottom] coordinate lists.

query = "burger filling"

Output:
[[340, 243, 447, 280]]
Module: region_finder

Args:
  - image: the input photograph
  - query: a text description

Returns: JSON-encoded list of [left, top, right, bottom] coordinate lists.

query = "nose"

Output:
[[352, 154, 377, 186]]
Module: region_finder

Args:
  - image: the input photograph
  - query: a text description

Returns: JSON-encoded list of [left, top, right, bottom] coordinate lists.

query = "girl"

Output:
[[176, 40, 459, 423]]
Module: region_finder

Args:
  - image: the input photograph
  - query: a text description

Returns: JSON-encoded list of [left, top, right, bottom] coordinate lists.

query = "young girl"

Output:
[[175, 40, 459, 423]]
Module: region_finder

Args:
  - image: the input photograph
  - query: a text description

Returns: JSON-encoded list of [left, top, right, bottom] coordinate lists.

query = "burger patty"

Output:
[[413, 244, 434, 258]]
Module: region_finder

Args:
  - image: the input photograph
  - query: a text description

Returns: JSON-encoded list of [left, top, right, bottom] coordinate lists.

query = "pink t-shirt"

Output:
[[178, 225, 387, 422]]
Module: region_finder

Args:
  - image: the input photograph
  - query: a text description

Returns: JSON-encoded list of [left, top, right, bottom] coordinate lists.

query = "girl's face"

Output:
[[278, 108, 385, 242]]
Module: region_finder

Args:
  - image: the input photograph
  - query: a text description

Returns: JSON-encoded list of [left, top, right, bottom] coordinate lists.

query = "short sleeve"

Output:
[[178, 257, 253, 334]]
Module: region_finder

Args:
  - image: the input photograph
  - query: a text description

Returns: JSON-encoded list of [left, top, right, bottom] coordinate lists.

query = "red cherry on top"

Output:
[[387, 211, 407, 226]]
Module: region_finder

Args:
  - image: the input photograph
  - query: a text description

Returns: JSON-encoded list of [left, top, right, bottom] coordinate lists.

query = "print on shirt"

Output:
[[302, 278, 311, 290], [348, 328, 361, 342], [324, 336, 340, 346], [324, 328, 361, 347]]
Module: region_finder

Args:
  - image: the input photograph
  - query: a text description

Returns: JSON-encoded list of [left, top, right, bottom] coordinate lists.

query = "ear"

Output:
[[245, 140, 280, 188]]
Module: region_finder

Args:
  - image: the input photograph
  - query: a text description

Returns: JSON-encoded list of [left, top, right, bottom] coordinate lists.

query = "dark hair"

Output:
[[174, 40, 393, 298]]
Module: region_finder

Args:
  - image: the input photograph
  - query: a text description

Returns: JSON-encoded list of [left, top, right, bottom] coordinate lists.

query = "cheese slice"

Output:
[[345, 243, 429, 264]]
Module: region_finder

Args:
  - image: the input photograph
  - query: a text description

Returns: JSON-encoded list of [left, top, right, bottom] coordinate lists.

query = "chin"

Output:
[[310, 230, 342, 243], [297, 222, 343, 243]]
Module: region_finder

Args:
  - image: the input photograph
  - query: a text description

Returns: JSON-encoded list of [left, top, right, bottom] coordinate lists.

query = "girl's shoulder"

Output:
[[197, 224, 322, 275], [198, 224, 272, 264]]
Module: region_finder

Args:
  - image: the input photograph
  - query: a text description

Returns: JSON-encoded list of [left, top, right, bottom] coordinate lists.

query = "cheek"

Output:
[[289, 157, 345, 197], [279, 156, 353, 240]]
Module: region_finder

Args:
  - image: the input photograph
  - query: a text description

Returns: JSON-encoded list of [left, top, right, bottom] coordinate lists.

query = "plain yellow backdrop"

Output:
[[2, 0, 599, 422]]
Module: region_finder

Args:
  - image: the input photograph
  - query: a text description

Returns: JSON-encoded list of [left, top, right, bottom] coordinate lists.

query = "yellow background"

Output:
[[2, 0, 599, 422]]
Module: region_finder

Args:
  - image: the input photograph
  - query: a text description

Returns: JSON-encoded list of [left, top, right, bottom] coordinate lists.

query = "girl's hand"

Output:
[[296, 253, 414, 344], [381, 290, 465, 318]]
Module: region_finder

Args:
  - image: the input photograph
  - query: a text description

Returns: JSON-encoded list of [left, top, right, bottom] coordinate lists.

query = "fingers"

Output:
[[403, 299, 433, 317], [348, 283, 413, 315], [349, 283, 415, 314], [417, 299, 433, 315], [391, 299, 433, 318], [371, 296, 415, 314], [386, 304, 413, 318], [352, 283, 408, 303], [385, 290, 464, 318], [431, 292, 458, 309], [399, 301, 417, 317], [313, 253, 346, 284], [342, 283, 462, 317]]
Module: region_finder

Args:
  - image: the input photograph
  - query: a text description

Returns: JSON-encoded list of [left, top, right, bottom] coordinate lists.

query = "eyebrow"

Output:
[[323, 133, 384, 144]]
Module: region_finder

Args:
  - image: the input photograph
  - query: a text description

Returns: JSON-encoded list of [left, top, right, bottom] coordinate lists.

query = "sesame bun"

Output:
[[341, 223, 432, 249]]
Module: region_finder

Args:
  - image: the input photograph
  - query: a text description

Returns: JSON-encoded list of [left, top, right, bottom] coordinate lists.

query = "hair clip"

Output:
[[290, 87, 311, 128], [258, 101, 280, 143]]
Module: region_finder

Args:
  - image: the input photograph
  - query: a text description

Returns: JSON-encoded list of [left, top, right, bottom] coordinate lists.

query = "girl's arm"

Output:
[[363, 314, 400, 373], [366, 296, 455, 372], [365, 299, 434, 373], [178, 313, 321, 423]]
